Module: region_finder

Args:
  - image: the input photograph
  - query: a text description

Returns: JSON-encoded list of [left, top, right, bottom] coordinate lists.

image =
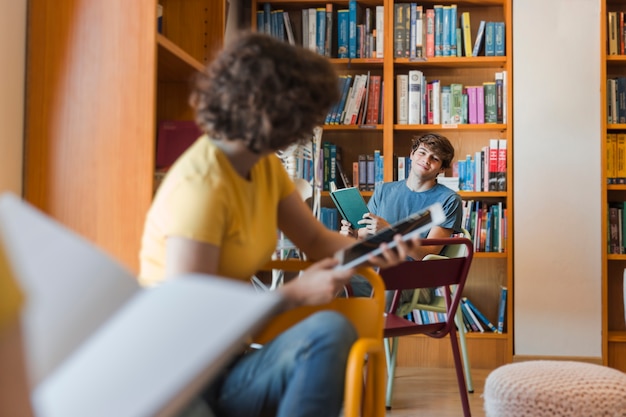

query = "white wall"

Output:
[[513, 0, 602, 358], [0, 1, 27, 196]]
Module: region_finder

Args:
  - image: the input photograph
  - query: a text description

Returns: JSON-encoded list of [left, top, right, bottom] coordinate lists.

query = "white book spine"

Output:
[[432, 80, 440, 125], [396, 74, 409, 124], [408, 70, 422, 124], [376, 6, 384, 58]]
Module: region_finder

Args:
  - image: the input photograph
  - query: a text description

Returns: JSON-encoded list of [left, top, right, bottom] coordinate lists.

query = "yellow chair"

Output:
[[255, 259, 387, 417]]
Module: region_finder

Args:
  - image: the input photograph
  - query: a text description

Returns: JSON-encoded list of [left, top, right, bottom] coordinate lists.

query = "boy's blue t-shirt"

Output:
[[367, 180, 462, 237]]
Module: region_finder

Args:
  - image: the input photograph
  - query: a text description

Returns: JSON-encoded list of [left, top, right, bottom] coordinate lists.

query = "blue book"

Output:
[[348, 0, 358, 58], [337, 9, 349, 58], [332, 75, 353, 124], [497, 286, 508, 333], [484, 21, 495, 56], [434, 5, 443, 56], [494, 21, 505, 56], [256, 10, 265, 34], [263, 3, 271, 35], [463, 297, 497, 332], [472, 20, 486, 56], [442, 6, 450, 56], [449, 5, 457, 57], [460, 300, 479, 332], [374, 150, 384, 189], [316, 8, 326, 55], [326, 76, 346, 125]]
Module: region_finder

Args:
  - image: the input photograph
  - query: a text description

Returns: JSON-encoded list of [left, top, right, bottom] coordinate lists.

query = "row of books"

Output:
[[396, 71, 507, 125], [325, 72, 383, 126], [393, 3, 505, 58], [257, 2, 384, 59], [608, 202, 626, 254], [606, 77, 626, 124], [606, 133, 626, 183], [456, 139, 507, 192], [407, 287, 508, 333], [461, 200, 507, 253], [320, 207, 340, 231], [607, 11, 626, 55]]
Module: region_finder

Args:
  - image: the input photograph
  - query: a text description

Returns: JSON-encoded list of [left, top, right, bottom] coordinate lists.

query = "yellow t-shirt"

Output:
[[0, 242, 23, 330], [139, 135, 295, 286]]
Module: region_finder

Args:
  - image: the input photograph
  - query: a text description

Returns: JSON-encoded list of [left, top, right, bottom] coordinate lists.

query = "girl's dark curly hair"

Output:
[[410, 133, 455, 169], [189, 32, 340, 154]]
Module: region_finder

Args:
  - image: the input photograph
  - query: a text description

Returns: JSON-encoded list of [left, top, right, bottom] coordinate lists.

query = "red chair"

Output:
[[381, 237, 474, 417]]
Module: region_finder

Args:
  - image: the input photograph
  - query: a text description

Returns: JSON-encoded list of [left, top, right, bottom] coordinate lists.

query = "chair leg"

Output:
[[449, 326, 472, 417], [455, 307, 474, 393], [384, 337, 399, 409]]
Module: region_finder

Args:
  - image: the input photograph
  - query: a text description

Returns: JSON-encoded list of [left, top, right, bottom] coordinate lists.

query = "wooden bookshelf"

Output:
[[24, 0, 225, 272], [251, 0, 513, 369], [602, 0, 626, 373]]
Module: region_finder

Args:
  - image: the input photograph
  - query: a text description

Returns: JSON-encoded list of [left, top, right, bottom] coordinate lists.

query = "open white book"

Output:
[[0, 193, 284, 417]]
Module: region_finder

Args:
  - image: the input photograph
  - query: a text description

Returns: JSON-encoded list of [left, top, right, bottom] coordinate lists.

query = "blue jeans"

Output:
[[210, 310, 357, 417]]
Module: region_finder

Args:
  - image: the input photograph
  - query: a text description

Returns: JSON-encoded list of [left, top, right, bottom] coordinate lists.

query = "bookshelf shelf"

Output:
[[157, 34, 205, 82], [394, 124, 507, 131], [602, 1, 626, 372], [394, 56, 506, 68]]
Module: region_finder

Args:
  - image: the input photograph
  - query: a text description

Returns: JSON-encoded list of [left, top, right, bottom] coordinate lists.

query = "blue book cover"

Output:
[[263, 3, 271, 35], [484, 22, 495, 56], [348, 0, 358, 58], [434, 5, 443, 56], [374, 150, 384, 189], [494, 21, 505, 56], [463, 297, 497, 332], [326, 76, 346, 125], [333, 74, 353, 124], [316, 8, 326, 55], [472, 20, 486, 56], [497, 286, 508, 333], [337, 9, 349, 58], [449, 5, 457, 57], [256, 10, 265, 34], [442, 6, 450, 56]]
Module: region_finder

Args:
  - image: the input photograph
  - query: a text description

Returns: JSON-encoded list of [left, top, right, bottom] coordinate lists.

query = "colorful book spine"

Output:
[[484, 21, 495, 56], [460, 299, 483, 332], [483, 82, 497, 123], [348, 0, 358, 58], [497, 286, 508, 333], [434, 5, 443, 57], [337, 9, 349, 58], [497, 139, 507, 191], [449, 4, 457, 57], [425, 8, 435, 58], [472, 20, 486, 56], [461, 12, 472, 57], [494, 22, 505, 56]]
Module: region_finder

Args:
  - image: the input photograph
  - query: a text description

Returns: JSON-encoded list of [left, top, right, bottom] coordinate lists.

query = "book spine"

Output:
[[450, 83, 463, 124], [489, 139, 499, 191], [396, 74, 409, 124], [497, 286, 508, 333], [394, 3, 405, 58], [366, 153, 375, 191], [374, 150, 384, 189], [337, 9, 349, 58], [497, 139, 507, 191], [472, 20, 486, 56], [434, 5, 443, 57], [308, 8, 317, 51], [358, 154, 367, 191], [375, 5, 384, 58], [441, 5, 450, 56], [460, 299, 482, 332], [440, 85, 450, 125], [485, 21, 495, 56], [476, 85, 485, 124], [409, 3, 417, 59], [449, 4, 457, 57], [494, 21, 505, 56], [461, 12, 472, 57], [483, 82, 497, 123], [408, 70, 422, 124], [325, 4, 333, 57], [348, 0, 358, 58], [425, 8, 435, 58]]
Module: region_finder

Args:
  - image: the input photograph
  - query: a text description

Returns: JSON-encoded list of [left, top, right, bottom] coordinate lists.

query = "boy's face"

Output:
[[410, 144, 444, 181]]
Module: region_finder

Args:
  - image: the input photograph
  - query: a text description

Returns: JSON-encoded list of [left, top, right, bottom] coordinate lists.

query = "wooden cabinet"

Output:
[[251, 0, 513, 369], [24, 1, 224, 273], [601, 1, 626, 372]]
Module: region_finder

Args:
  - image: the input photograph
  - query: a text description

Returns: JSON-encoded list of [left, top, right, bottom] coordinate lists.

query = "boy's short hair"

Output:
[[410, 133, 455, 169]]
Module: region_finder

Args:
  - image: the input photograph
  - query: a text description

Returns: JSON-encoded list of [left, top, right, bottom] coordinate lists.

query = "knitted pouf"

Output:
[[483, 361, 626, 417]]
